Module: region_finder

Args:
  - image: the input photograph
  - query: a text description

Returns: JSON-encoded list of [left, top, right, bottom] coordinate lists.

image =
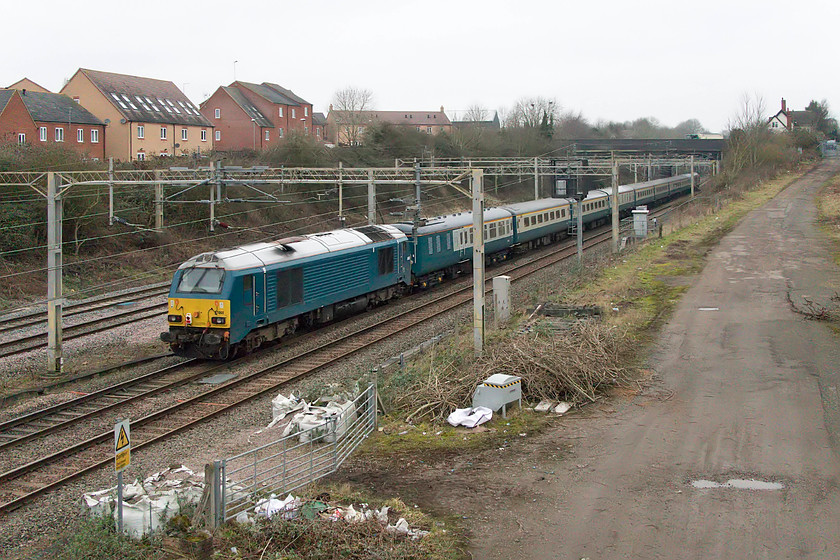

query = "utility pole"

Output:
[[414, 161, 421, 216], [211, 161, 222, 232], [534, 156, 539, 200], [108, 158, 114, 226], [367, 169, 375, 225], [611, 154, 619, 253], [46, 172, 64, 375], [576, 170, 584, 266], [690, 155, 695, 198], [154, 170, 164, 231], [338, 161, 345, 227], [472, 168, 485, 357]]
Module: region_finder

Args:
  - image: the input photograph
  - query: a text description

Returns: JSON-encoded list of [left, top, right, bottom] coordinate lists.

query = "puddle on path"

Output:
[[691, 478, 785, 490]]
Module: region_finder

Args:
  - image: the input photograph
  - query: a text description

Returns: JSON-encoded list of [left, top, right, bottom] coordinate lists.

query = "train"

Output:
[[160, 174, 695, 359]]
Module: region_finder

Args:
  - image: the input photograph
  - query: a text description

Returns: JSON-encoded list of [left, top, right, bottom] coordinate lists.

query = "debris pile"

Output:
[[82, 465, 204, 538], [237, 494, 430, 540], [270, 392, 358, 443]]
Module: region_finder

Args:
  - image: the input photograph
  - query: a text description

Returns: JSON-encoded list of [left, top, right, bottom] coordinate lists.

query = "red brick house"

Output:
[[0, 89, 38, 146], [312, 112, 327, 142], [201, 82, 315, 151], [19, 89, 106, 160]]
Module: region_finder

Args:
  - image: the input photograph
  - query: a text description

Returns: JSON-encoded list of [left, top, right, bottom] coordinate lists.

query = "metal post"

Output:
[[367, 169, 375, 225], [117, 470, 123, 533], [154, 170, 164, 231], [534, 156, 539, 200], [108, 157, 114, 226], [576, 198, 584, 266], [647, 155, 652, 181], [414, 161, 421, 215], [691, 155, 696, 197], [472, 168, 485, 357], [338, 161, 344, 227], [46, 172, 63, 375], [633, 162, 638, 184], [611, 155, 619, 253], [211, 161, 222, 232]]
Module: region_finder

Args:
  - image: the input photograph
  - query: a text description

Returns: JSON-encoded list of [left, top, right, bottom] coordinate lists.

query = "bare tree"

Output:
[[726, 93, 776, 173], [330, 87, 374, 145], [464, 104, 490, 123], [505, 97, 559, 129]]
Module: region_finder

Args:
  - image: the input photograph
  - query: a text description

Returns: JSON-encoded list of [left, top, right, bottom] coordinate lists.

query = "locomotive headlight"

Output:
[[211, 316, 226, 325], [168, 314, 182, 323]]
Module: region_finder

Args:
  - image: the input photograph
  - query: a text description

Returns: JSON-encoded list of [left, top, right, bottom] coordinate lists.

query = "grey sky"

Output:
[[4, 0, 837, 133]]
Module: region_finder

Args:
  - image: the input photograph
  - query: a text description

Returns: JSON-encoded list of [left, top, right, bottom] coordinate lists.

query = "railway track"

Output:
[[0, 202, 678, 514]]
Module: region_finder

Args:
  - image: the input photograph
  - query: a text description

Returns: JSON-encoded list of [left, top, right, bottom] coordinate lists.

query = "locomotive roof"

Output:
[[178, 224, 405, 271], [393, 207, 512, 235]]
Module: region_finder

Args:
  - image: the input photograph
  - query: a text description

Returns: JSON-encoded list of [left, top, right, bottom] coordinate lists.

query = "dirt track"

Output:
[[342, 161, 840, 559]]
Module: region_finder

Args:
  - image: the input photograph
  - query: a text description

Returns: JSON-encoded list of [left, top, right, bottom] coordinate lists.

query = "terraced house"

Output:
[[61, 68, 213, 161], [200, 81, 315, 151]]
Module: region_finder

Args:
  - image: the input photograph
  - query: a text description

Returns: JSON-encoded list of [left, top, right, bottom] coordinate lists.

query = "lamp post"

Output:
[[233, 60, 238, 81]]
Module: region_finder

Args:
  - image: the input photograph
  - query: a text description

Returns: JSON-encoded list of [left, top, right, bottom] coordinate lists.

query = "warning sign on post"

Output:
[[114, 419, 130, 472]]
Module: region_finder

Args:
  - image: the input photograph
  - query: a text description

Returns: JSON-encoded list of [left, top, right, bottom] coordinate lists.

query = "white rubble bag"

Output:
[[282, 398, 357, 443], [447, 406, 493, 428]]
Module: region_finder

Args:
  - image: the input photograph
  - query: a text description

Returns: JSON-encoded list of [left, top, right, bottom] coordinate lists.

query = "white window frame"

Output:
[[214, 108, 221, 119], [160, 126, 167, 140], [39, 127, 47, 142], [55, 128, 64, 142], [291, 108, 296, 119], [265, 130, 270, 141], [215, 130, 221, 141], [181, 128, 188, 141], [18, 133, 25, 144], [304, 107, 309, 117], [137, 125, 145, 139], [137, 152, 145, 161], [278, 107, 283, 117], [278, 128, 284, 138], [77, 128, 84, 143], [201, 129, 207, 142], [91, 129, 99, 143]]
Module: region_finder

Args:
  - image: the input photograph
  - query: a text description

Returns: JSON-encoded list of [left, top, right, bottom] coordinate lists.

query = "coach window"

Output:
[[378, 247, 395, 275], [277, 268, 303, 308]]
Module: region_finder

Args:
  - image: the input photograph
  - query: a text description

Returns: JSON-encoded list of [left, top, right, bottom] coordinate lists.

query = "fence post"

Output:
[[206, 461, 222, 529], [332, 416, 339, 472]]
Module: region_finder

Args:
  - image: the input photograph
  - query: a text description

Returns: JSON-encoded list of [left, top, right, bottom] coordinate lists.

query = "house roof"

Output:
[[331, 110, 452, 127], [789, 110, 817, 128], [262, 83, 310, 106], [76, 68, 211, 127], [221, 87, 272, 128], [236, 82, 300, 106], [16, 90, 103, 125], [7, 78, 51, 93], [0, 89, 16, 114], [312, 112, 327, 126]]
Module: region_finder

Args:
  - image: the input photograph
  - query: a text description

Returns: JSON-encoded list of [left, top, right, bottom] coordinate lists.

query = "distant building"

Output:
[[61, 68, 213, 161], [7, 78, 51, 93], [201, 82, 315, 151], [0, 88, 105, 159], [326, 106, 452, 145], [768, 98, 817, 133], [0, 89, 38, 146], [312, 112, 327, 142], [452, 111, 501, 131]]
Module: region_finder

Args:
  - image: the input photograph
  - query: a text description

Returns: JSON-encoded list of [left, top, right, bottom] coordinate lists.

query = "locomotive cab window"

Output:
[[243, 275, 253, 305], [177, 267, 225, 294], [276, 268, 303, 308], [378, 247, 395, 275]]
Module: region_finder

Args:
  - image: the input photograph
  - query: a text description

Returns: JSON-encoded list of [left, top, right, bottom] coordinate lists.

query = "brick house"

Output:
[[61, 68, 213, 161], [200, 82, 315, 151], [768, 98, 818, 133], [312, 112, 327, 142], [7, 78, 51, 93], [0, 89, 38, 146], [326, 107, 452, 145], [19, 89, 106, 160]]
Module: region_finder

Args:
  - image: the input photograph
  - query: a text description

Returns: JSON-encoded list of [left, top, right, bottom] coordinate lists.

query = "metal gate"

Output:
[[210, 384, 377, 525]]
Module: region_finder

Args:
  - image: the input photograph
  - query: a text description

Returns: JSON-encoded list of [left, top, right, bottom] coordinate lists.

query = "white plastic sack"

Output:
[[447, 406, 493, 428], [255, 494, 301, 519], [271, 393, 304, 422]]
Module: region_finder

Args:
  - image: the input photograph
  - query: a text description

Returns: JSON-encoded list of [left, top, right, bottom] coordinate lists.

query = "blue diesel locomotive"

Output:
[[161, 174, 694, 358]]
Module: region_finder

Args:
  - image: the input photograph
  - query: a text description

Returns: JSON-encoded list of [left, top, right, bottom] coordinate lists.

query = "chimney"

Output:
[[781, 98, 787, 113], [329, 103, 333, 112], [440, 105, 444, 114]]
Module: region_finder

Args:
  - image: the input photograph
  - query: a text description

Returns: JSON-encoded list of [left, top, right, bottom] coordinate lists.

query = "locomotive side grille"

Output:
[[353, 225, 393, 242]]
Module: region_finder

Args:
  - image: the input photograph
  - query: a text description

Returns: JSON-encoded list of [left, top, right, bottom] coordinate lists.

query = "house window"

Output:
[[73, 96, 80, 103], [160, 127, 167, 140], [416, 126, 421, 132], [18, 133, 25, 144], [39, 127, 47, 142], [291, 108, 296, 119], [137, 152, 146, 161], [278, 128, 284, 138], [316, 128, 320, 137], [215, 130, 221, 141], [265, 130, 270, 141], [214, 108, 220, 119], [304, 107, 309, 117], [427, 127, 432, 134], [278, 107, 283, 117], [201, 129, 207, 141], [77, 128, 84, 143], [137, 125, 145, 139], [91, 129, 99, 143], [181, 128, 188, 141], [55, 128, 64, 142]]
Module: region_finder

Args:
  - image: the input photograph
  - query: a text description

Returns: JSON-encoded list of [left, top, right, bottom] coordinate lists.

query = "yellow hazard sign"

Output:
[[114, 419, 131, 472]]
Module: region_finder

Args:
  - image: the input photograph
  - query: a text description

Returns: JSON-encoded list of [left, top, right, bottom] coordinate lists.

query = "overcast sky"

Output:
[[4, 0, 837, 133]]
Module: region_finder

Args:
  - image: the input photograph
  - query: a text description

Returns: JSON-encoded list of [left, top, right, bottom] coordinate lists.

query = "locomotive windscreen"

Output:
[[177, 267, 225, 294]]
